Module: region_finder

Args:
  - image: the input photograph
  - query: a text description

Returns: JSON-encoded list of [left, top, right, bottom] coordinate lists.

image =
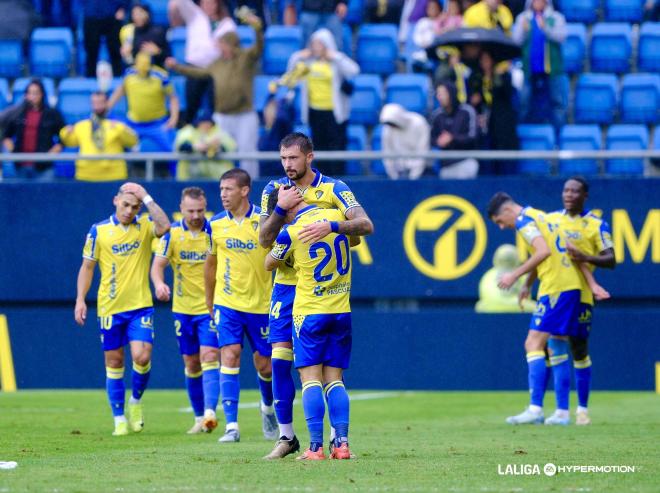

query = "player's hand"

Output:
[[593, 284, 611, 301], [120, 182, 148, 201], [566, 241, 587, 262], [206, 301, 214, 318], [155, 283, 171, 302], [498, 272, 517, 290], [165, 57, 177, 69], [277, 186, 303, 210], [518, 286, 530, 311], [74, 300, 87, 326], [299, 221, 332, 244]]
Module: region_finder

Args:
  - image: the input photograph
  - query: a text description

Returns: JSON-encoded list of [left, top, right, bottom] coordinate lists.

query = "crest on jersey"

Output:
[[315, 190, 324, 200], [251, 221, 259, 231]]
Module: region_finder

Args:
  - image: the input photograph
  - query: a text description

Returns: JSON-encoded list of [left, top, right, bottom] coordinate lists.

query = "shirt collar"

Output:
[[182, 217, 211, 232], [227, 203, 254, 221], [111, 214, 138, 226], [292, 205, 318, 224], [287, 168, 322, 189]]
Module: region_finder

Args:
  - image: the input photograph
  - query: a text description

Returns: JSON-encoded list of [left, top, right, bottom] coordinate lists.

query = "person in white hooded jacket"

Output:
[[286, 28, 360, 175], [379, 103, 430, 180]]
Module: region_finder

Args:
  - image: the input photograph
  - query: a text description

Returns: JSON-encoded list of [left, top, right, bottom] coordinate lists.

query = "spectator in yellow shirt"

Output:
[[59, 92, 138, 181], [463, 0, 513, 33]]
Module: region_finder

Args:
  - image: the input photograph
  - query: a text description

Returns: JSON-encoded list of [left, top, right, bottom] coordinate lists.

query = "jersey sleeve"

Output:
[[515, 213, 542, 246], [330, 179, 361, 216], [597, 219, 614, 251], [82, 225, 99, 261], [155, 231, 172, 258], [260, 180, 277, 217], [207, 225, 217, 255], [270, 228, 293, 261]]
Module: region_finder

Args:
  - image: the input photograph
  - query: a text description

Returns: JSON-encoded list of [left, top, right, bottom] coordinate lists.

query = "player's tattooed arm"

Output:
[[259, 214, 286, 248], [340, 207, 374, 236], [264, 253, 282, 271]]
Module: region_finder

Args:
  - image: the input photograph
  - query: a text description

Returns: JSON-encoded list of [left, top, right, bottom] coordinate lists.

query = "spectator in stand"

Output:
[[166, 11, 263, 177], [430, 80, 479, 178], [108, 52, 180, 176], [2, 79, 64, 180], [174, 111, 237, 179], [379, 103, 430, 180], [365, 0, 405, 25], [512, 0, 566, 134], [644, 0, 660, 21], [168, 0, 237, 124], [257, 80, 296, 176], [297, 0, 347, 50], [463, 0, 513, 33], [287, 28, 360, 175], [82, 0, 128, 78], [59, 92, 138, 181], [119, 2, 170, 68]]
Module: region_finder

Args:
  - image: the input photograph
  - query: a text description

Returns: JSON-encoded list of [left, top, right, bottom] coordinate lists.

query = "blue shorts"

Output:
[[573, 303, 593, 340], [292, 312, 352, 369], [214, 305, 271, 357], [529, 290, 581, 337], [268, 283, 295, 344], [98, 307, 154, 351], [173, 312, 219, 356]]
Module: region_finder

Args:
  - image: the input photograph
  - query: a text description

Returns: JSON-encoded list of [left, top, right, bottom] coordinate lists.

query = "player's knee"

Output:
[[253, 354, 272, 375], [569, 336, 589, 362], [221, 347, 240, 367], [183, 356, 202, 374], [199, 347, 219, 363], [133, 352, 151, 367]]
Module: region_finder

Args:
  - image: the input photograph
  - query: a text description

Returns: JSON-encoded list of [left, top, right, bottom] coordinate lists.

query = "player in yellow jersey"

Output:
[[74, 183, 170, 436], [204, 169, 277, 443], [258, 132, 374, 459], [552, 177, 616, 425], [265, 187, 356, 460], [151, 187, 220, 434], [488, 191, 600, 426]]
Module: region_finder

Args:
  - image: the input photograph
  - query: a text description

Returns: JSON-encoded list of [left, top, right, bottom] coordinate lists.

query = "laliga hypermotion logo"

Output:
[[403, 195, 487, 280]]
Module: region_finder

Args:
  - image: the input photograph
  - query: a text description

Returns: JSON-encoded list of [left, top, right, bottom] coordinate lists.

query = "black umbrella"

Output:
[[427, 28, 521, 63]]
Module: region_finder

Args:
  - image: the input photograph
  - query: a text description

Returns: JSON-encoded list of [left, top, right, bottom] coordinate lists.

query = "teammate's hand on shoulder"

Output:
[[74, 300, 87, 326], [277, 186, 303, 210], [155, 283, 171, 302], [299, 221, 331, 244]]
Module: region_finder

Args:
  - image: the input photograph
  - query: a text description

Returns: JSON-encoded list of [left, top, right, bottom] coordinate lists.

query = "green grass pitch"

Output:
[[0, 390, 658, 492]]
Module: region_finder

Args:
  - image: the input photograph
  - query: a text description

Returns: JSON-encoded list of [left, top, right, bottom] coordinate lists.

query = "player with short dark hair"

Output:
[[75, 182, 170, 436], [151, 187, 221, 434]]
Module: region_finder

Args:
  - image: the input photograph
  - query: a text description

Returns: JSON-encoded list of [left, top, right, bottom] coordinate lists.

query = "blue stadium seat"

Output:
[[638, 23, 660, 72], [562, 24, 587, 74], [12, 77, 57, 106], [356, 24, 398, 75], [606, 124, 649, 175], [29, 28, 73, 78], [385, 73, 430, 115], [556, 0, 598, 23], [346, 124, 367, 174], [516, 124, 555, 174], [57, 78, 99, 124], [149, 0, 170, 26], [0, 79, 9, 111], [620, 73, 660, 124], [370, 124, 387, 175], [559, 124, 602, 175], [293, 123, 310, 135], [342, 23, 354, 58], [0, 40, 24, 79], [349, 74, 383, 126], [346, 0, 364, 25], [590, 23, 632, 73], [236, 25, 256, 49], [54, 147, 77, 179], [262, 26, 303, 75], [654, 127, 660, 155], [574, 73, 618, 124], [604, 0, 643, 22], [167, 27, 187, 63]]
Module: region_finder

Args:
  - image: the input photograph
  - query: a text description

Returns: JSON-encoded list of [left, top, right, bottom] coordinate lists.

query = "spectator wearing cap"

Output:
[[167, 12, 263, 177], [379, 103, 430, 180], [120, 2, 170, 68], [82, 0, 129, 77]]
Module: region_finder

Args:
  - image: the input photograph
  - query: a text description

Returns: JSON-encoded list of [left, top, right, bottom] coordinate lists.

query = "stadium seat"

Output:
[[604, 0, 643, 22], [149, 0, 170, 26], [590, 23, 632, 73], [0, 79, 9, 111], [346, 124, 367, 175], [29, 28, 73, 78], [346, 0, 364, 25], [252, 75, 302, 124], [562, 24, 587, 74], [54, 147, 77, 179], [236, 25, 256, 49], [559, 124, 602, 175], [385, 73, 431, 115], [0, 40, 24, 79], [516, 124, 555, 174], [638, 23, 660, 72], [349, 74, 383, 126], [620, 73, 660, 124], [11, 77, 57, 107], [262, 26, 303, 75], [370, 124, 387, 175], [167, 27, 187, 63], [574, 73, 618, 124], [342, 23, 354, 58], [57, 78, 99, 124], [556, 0, 598, 23], [356, 24, 398, 75], [654, 127, 660, 158], [606, 124, 649, 175]]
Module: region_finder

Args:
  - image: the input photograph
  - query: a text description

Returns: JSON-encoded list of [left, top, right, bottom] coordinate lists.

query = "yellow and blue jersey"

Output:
[[515, 206, 583, 298], [270, 206, 351, 315], [155, 219, 211, 315], [260, 169, 361, 286], [123, 66, 172, 123], [208, 204, 272, 314], [550, 209, 613, 305], [82, 214, 155, 317]]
